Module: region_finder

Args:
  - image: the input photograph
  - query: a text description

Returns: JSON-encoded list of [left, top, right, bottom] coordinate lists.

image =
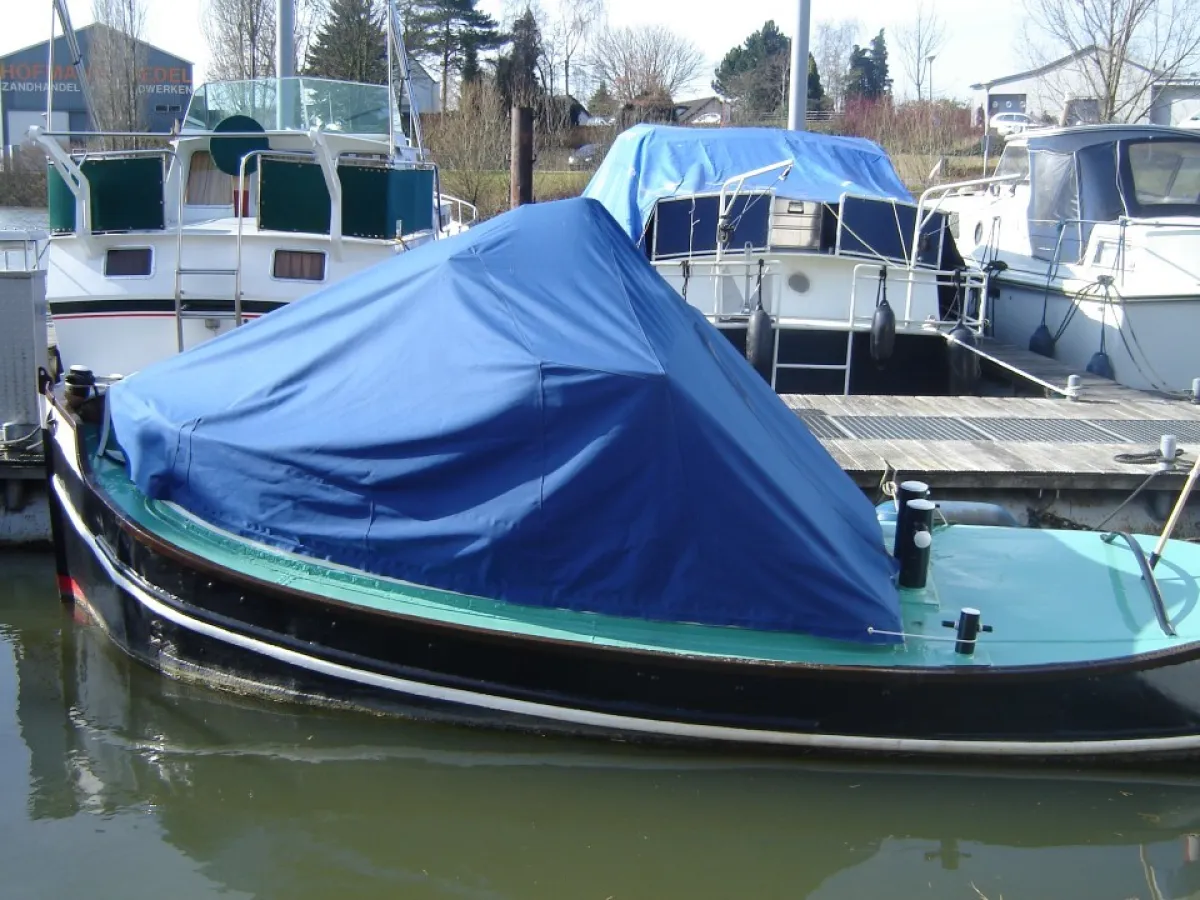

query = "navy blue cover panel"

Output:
[[582, 123, 913, 240], [108, 198, 901, 643]]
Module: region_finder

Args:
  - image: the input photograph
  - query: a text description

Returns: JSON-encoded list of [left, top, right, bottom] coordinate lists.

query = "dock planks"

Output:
[[781, 340, 1200, 491]]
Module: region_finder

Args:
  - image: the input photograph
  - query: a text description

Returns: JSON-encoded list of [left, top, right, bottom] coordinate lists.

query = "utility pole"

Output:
[[926, 54, 936, 103], [786, 0, 811, 130]]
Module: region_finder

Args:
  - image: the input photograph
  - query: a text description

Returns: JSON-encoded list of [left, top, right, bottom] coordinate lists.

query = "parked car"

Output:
[[1177, 111, 1200, 130], [568, 144, 599, 167], [989, 112, 1033, 136]]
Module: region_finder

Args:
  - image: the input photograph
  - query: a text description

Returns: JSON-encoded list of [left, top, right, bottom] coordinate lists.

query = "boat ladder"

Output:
[[172, 263, 243, 353]]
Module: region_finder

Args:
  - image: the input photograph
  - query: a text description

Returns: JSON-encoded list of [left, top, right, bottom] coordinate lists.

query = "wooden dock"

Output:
[[781, 339, 1200, 525]]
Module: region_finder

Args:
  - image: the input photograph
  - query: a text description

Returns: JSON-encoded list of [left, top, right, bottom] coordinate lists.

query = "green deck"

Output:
[[92, 452, 1200, 670]]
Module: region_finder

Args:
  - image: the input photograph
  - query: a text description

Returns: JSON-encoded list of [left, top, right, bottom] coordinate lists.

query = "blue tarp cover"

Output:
[[108, 198, 901, 643], [582, 123, 913, 239]]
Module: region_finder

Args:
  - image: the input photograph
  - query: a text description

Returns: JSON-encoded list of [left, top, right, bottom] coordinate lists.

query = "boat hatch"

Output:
[[48, 154, 167, 234], [258, 158, 435, 238]]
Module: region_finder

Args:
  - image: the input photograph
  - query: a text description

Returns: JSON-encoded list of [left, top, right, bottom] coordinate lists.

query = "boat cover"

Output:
[[107, 198, 901, 643], [582, 123, 913, 239]]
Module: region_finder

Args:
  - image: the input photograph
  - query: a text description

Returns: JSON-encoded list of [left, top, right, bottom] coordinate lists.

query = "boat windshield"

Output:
[[182, 77, 399, 136], [1126, 140, 1200, 208]]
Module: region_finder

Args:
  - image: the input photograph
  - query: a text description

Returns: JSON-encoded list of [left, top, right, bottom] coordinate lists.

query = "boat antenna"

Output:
[[385, 0, 425, 157]]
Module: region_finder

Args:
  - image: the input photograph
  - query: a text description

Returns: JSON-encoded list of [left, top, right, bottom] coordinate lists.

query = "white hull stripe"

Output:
[[51, 474, 1200, 758]]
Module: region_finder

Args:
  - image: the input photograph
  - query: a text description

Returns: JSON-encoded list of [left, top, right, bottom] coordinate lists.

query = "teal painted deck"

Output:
[[94, 453, 1200, 671]]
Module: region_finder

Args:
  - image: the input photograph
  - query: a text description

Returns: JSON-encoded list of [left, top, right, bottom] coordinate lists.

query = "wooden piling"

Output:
[[510, 106, 533, 208]]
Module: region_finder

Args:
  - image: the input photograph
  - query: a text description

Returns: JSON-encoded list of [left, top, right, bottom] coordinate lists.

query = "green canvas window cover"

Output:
[[257, 159, 435, 238], [47, 156, 167, 234]]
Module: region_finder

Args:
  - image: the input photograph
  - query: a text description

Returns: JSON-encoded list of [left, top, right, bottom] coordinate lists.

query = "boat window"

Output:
[[273, 249, 326, 281], [1127, 140, 1200, 206], [1028, 149, 1081, 262], [105, 248, 152, 277], [183, 77, 398, 137], [185, 151, 234, 205], [994, 144, 1029, 181], [650, 193, 771, 259]]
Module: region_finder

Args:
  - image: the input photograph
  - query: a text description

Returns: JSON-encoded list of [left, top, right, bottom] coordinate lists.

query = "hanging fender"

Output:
[[745, 260, 773, 383], [870, 265, 895, 365]]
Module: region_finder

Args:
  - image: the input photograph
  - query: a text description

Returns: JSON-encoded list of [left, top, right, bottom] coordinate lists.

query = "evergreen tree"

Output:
[[305, 0, 387, 84], [494, 6, 542, 108], [712, 21, 790, 117], [588, 81, 614, 116], [868, 29, 891, 96], [712, 22, 826, 119], [410, 0, 504, 111], [460, 37, 482, 85], [844, 31, 891, 100], [807, 53, 825, 109]]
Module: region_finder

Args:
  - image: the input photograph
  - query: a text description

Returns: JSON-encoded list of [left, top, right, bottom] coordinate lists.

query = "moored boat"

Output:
[[582, 124, 986, 395], [26, 0, 472, 381], [939, 124, 1200, 395], [42, 197, 1200, 761]]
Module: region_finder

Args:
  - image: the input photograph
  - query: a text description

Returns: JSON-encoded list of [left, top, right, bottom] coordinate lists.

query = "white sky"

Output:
[[1, 0, 1026, 103]]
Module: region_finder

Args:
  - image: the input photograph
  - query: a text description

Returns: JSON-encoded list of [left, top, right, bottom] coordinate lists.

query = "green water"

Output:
[[6, 551, 1200, 899]]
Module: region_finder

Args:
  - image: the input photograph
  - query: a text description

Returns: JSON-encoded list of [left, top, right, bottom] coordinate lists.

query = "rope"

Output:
[[0, 425, 40, 450], [867, 627, 978, 644], [1093, 470, 1162, 532]]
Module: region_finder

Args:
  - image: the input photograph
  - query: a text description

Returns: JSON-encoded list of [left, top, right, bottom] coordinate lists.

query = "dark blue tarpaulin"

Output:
[[582, 123, 913, 240], [107, 198, 901, 643]]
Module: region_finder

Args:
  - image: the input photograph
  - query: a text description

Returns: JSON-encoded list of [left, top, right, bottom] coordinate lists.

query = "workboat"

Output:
[[26, 0, 473, 381], [42, 197, 1200, 761], [582, 124, 986, 395], [938, 125, 1200, 396]]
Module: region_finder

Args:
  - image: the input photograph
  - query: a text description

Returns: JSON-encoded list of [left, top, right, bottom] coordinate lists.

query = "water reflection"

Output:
[[6, 551, 1200, 899]]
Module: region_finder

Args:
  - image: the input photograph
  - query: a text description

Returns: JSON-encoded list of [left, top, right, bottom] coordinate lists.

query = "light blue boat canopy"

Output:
[[107, 198, 901, 643], [582, 124, 914, 240]]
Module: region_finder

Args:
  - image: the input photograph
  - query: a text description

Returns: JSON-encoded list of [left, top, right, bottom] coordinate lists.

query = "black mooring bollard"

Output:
[[892, 480, 929, 560], [898, 498, 935, 589]]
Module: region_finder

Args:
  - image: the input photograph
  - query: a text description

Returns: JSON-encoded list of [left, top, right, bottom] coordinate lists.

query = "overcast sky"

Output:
[[2, 0, 1026, 102]]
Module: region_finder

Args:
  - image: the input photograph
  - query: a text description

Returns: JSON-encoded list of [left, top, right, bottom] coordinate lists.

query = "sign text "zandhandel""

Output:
[[0, 63, 193, 95]]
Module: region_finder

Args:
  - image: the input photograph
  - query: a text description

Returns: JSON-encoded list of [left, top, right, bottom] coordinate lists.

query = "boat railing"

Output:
[[1099, 531, 1176, 636], [0, 231, 48, 273], [439, 194, 478, 227], [910, 173, 1025, 269]]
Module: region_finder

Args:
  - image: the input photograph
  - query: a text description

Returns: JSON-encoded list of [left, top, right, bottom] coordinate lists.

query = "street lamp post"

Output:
[[926, 54, 937, 103]]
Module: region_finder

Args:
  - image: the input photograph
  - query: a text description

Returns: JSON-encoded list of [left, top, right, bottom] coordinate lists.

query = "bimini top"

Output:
[[582, 123, 913, 239], [107, 198, 901, 644]]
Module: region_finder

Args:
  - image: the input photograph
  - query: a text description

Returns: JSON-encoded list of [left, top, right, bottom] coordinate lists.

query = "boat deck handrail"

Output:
[[911, 173, 1025, 268], [1100, 531, 1176, 637]]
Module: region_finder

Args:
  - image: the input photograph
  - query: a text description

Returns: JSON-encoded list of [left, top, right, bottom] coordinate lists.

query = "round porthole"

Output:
[[787, 272, 810, 293], [974, 222, 984, 244]]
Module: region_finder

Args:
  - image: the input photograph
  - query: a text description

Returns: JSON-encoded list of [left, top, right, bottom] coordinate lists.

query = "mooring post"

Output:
[[510, 106, 534, 208]]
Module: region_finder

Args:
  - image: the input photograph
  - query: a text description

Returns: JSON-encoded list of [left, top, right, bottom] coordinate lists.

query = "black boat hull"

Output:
[[44, 402, 1200, 762]]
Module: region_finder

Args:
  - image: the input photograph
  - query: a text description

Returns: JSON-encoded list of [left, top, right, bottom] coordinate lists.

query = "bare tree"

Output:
[[1024, 0, 1200, 121], [88, 0, 148, 139], [893, 0, 945, 101], [548, 0, 603, 99], [812, 18, 859, 112], [204, 0, 327, 81], [424, 78, 509, 211], [588, 24, 704, 104]]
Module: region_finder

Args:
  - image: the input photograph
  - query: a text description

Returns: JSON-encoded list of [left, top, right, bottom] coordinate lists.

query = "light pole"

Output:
[[926, 54, 936, 103], [787, 0, 812, 130]]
